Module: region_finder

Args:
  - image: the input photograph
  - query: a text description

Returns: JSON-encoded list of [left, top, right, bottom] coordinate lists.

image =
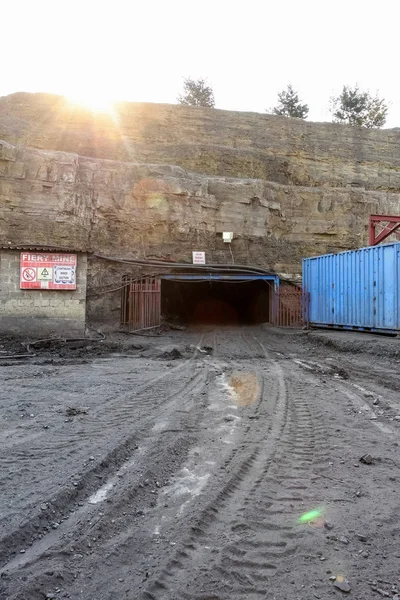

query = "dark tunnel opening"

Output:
[[161, 279, 272, 325]]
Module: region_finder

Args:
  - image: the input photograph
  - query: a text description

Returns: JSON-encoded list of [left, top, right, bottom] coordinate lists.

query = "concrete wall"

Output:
[[0, 250, 87, 337]]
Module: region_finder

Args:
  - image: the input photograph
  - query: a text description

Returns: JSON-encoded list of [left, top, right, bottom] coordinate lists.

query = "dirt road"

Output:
[[1, 327, 400, 600]]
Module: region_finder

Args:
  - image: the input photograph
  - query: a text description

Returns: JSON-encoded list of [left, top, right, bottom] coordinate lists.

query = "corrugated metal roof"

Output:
[[1, 244, 86, 252]]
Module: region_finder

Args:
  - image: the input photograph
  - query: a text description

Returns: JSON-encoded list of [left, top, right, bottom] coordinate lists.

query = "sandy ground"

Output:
[[0, 326, 400, 600]]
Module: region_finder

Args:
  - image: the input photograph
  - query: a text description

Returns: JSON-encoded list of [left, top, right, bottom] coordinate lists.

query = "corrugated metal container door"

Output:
[[303, 242, 400, 332]]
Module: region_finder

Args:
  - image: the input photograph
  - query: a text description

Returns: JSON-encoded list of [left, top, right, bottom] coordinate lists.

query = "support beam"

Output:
[[369, 215, 400, 246]]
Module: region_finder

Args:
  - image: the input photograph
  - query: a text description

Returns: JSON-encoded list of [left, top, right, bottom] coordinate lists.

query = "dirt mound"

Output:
[[0, 335, 145, 363]]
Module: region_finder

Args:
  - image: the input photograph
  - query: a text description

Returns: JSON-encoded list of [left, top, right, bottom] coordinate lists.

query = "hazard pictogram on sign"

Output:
[[38, 267, 53, 281], [22, 267, 37, 282]]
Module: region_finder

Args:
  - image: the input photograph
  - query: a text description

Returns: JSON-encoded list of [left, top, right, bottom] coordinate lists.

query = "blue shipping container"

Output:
[[302, 242, 400, 332]]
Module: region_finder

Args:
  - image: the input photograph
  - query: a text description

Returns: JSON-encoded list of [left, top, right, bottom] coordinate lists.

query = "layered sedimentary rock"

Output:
[[1, 138, 400, 281], [1, 92, 400, 280], [1, 92, 400, 189]]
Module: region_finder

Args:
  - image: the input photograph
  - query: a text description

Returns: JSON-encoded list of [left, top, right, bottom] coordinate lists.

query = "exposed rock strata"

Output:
[[1, 139, 400, 282], [1, 92, 400, 191]]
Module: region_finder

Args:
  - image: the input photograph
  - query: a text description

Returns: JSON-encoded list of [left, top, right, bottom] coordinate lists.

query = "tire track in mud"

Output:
[[139, 332, 288, 600], [330, 358, 400, 394], [0, 328, 329, 600], [0, 373, 213, 598], [0, 359, 206, 517], [0, 342, 210, 568], [0, 334, 207, 471], [213, 387, 327, 600], [204, 336, 325, 600], [140, 331, 327, 600], [0, 342, 205, 459], [207, 335, 328, 600]]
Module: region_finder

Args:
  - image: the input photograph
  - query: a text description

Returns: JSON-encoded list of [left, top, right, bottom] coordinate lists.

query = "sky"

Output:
[[2, 0, 399, 126]]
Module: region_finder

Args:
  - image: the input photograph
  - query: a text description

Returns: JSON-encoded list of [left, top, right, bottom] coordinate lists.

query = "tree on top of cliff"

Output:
[[271, 85, 309, 119], [177, 77, 215, 108], [331, 85, 388, 128]]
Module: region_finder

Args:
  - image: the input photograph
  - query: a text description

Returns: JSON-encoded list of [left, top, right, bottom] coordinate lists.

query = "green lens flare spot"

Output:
[[298, 509, 322, 523]]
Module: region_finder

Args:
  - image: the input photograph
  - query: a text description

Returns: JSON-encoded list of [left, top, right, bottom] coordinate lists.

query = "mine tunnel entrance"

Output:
[[161, 275, 276, 325]]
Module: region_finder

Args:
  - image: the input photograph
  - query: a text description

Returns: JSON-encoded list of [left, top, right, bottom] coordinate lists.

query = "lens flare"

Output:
[[146, 194, 167, 209], [298, 508, 323, 523]]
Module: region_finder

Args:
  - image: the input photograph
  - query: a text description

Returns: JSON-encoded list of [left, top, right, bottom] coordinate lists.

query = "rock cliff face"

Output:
[[1, 92, 400, 280]]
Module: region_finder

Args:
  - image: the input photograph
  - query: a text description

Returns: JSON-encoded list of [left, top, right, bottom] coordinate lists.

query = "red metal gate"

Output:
[[273, 287, 309, 327], [121, 277, 161, 332]]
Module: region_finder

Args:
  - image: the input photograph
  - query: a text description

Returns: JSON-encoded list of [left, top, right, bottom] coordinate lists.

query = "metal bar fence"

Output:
[[121, 277, 161, 332], [273, 288, 309, 327]]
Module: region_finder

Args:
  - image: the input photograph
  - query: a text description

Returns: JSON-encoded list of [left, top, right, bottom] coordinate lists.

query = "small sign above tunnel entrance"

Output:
[[192, 252, 206, 264]]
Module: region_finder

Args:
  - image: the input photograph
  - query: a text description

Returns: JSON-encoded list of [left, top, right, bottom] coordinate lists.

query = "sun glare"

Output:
[[67, 91, 115, 114]]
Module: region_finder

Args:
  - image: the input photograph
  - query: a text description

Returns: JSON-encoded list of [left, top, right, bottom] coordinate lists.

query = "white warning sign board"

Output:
[[54, 265, 75, 285], [20, 253, 77, 290], [192, 251, 206, 265]]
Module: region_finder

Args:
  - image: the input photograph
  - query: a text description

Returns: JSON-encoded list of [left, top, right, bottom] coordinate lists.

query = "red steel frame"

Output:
[[369, 215, 400, 246], [273, 287, 309, 327], [121, 277, 161, 332]]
